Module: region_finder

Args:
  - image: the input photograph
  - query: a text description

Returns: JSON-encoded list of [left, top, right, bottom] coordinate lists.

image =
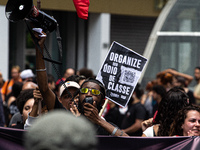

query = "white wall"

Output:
[[87, 13, 110, 75], [0, 5, 9, 80]]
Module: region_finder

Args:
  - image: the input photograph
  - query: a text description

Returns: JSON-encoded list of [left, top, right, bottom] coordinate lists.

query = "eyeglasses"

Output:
[[80, 88, 101, 96]]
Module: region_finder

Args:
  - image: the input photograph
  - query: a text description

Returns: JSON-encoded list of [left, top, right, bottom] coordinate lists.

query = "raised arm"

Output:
[[34, 30, 56, 110], [163, 69, 193, 85]]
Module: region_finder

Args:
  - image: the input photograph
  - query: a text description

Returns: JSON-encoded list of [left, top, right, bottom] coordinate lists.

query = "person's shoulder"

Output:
[[135, 102, 146, 110]]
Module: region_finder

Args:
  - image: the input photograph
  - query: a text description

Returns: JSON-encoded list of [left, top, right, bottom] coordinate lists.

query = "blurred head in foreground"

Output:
[[24, 110, 97, 150]]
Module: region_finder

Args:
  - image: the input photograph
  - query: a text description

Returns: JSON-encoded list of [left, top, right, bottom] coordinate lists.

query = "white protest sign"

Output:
[[96, 41, 148, 107]]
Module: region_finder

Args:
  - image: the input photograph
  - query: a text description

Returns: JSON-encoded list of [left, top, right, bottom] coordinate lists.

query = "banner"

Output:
[[1, 127, 200, 150], [96, 41, 148, 107]]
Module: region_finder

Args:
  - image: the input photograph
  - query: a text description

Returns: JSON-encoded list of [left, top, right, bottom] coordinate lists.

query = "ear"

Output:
[[58, 97, 62, 103]]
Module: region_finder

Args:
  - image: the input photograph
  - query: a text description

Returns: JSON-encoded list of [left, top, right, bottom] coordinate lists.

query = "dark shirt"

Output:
[[187, 90, 195, 104], [104, 106, 124, 128], [121, 102, 147, 136]]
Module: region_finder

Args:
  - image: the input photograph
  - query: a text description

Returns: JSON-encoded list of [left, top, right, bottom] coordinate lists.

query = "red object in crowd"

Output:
[[152, 110, 158, 124], [56, 78, 66, 85], [73, 0, 90, 20]]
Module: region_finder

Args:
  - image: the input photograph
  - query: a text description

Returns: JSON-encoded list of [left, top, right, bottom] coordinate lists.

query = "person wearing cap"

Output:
[[33, 30, 79, 111], [20, 69, 35, 83], [33, 30, 128, 136], [59, 81, 80, 110]]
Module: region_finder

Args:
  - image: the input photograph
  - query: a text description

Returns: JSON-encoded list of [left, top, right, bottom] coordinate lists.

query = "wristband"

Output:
[[36, 68, 46, 72], [120, 130, 124, 136], [111, 127, 118, 136]]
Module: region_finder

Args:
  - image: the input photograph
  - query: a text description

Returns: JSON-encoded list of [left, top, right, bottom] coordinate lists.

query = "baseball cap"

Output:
[[20, 69, 34, 79], [59, 81, 80, 97]]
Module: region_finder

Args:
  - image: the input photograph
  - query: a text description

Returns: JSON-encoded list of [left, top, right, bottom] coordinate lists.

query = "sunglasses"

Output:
[[80, 88, 101, 96]]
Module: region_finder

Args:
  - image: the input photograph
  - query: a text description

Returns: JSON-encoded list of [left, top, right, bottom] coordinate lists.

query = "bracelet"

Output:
[[36, 68, 46, 72], [111, 127, 118, 136], [120, 130, 124, 136]]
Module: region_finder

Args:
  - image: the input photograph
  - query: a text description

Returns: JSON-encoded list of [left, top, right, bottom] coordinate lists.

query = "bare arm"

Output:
[[163, 69, 193, 85], [83, 102, 129, 137], [141, 133, 147, 137], [122, 119, 143, 134], [34, 31, 55, 110], [194, 92, 200, 100]]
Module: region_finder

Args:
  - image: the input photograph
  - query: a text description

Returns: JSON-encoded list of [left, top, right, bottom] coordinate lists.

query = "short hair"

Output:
[[152, 85, 166, 98], [195, 66, 200, 70], [65, 75, 80, 84], [134, 84, 144, 99], [16, 89, 34, 114], [24, 110, 97, 150], [81, 78, 106, 100]]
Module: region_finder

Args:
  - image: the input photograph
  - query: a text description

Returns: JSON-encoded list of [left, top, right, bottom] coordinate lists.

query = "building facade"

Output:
[[0, 0, 160, 82]]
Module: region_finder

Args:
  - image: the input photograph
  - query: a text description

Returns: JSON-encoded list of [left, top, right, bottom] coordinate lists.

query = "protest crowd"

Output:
[[0, 27, 200, 150], [1, 0, 200, 145]]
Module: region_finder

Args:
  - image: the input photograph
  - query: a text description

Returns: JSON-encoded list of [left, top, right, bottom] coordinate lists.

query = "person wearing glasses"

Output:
[[72, 78, 128, 136], [33, 29, 128, 136]]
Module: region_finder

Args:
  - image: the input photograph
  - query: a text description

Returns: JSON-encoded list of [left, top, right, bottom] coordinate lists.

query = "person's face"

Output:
[[11, 68, 20, 79], [48, 81, 55, 91], [79, 82, 103, 107], [59, 87, 78, 110], [22, 98, 34, 123], [194, 69, 200, 81], [182, 110, 200, 136]]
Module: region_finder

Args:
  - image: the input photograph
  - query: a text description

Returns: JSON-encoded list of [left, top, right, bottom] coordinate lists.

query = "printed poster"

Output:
[[96, 41, 148, 107]]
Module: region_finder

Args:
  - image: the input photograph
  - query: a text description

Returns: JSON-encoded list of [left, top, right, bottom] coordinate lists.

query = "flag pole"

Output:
[[99, 99, 109, 116]]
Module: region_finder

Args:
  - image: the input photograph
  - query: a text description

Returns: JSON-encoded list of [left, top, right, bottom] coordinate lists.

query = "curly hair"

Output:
[[170, 105, 200, 136], [16, 89, 34, 114], [154, 87, 190, 136]]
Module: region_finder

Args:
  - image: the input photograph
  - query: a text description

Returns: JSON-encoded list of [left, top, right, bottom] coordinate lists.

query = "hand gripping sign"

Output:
[[96, 41, 148, 108]]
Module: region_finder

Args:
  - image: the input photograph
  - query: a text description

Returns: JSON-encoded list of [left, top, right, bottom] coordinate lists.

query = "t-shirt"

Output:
[[104, 106, 124, 128], [143, 125, 154, 137], [121, 102, 147, 136]]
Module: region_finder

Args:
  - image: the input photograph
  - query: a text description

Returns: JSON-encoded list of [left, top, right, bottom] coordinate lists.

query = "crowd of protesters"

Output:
[[0, 29, 200, 149]]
